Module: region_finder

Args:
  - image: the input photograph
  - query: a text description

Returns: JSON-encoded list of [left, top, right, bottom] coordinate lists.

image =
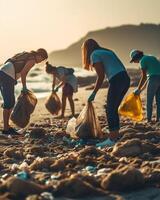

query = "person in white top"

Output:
[[46, 62, 78, 118], [0, 49, 48, 135]]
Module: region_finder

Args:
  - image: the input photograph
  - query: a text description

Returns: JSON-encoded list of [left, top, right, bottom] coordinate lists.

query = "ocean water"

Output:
[[0, 66, 96, 100], [0, 64, 134, 100]]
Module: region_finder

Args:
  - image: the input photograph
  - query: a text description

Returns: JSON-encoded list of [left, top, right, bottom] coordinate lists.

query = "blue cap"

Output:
[[130, 49, 143, 63]]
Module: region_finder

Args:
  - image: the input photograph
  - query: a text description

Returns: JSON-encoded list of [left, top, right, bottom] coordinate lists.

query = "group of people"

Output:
[[0, 39, 160, 146]]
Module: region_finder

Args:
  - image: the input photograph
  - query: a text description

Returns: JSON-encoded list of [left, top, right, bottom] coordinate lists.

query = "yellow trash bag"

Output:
[[118, 93, 143, 122]]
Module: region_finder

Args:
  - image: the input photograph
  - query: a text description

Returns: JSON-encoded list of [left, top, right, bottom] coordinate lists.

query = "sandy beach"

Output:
[[0, 86, 160, 200], [0, 87, 108, 128], [0, 85, 160, 200]]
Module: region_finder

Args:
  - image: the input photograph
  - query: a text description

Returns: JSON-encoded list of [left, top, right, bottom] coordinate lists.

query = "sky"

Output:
[[0, 0, 160, 62]]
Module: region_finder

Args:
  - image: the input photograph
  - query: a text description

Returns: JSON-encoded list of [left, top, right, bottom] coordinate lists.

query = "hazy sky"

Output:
[[0, 0, 160, 62]]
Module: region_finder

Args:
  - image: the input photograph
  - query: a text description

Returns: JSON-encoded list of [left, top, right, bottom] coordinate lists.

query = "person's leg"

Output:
[[3, 109, 12, 130], [106, 86, 119, 139], [61, 93, 67, 118], [107, 87, 129, 139], [96, 73, 130, 148], [0, 73, 15, 131], [155, 85, 160, 122], [106, 73, 130, 139], [68, 95, 75, 117], [147, 77, 159, 122]]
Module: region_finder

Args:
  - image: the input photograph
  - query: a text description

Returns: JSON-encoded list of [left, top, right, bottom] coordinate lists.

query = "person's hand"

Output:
[[21, 86, 29, 94], [88, 92, 96, 102], [54, 87, 59, 92], [133, 88, 141, 95]]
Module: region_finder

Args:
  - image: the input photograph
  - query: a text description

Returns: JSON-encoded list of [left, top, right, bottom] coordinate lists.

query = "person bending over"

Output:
[[130, 49, 160, 122], [0, 48, 48, 135], [46, 62, 78, 118], [81, 39, 130, 146]]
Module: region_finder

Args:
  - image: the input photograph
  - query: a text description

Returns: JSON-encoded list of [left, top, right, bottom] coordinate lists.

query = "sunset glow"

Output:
[[0, 0, 160, 62]]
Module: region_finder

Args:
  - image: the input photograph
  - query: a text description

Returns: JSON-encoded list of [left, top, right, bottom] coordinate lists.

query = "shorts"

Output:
[[62, 83, 74, 97]]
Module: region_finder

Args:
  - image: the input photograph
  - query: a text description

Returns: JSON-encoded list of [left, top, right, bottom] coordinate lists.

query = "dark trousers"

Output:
[[0, 71, 15, 109], [147, 75, 160, 121], [106, 71, 130, 131]]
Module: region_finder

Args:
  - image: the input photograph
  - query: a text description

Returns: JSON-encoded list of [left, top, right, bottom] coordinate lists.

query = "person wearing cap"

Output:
[[81, 39, 130, 147], [0, 48, 48, 135], [130, 49, 160, 122]]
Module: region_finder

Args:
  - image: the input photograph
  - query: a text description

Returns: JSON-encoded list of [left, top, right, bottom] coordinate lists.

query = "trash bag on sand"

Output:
[[11, 91, 37, 128], [118, 93, 143, 122], [66, 102, 103, 139], [45, 92, 61, 115]]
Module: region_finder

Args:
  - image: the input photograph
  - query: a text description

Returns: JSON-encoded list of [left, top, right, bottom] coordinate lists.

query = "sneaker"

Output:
[[96, 138, 116, 148], [8, 127, 20, 135], [2, 130, 11, 135], [2, 127, 20, 135]]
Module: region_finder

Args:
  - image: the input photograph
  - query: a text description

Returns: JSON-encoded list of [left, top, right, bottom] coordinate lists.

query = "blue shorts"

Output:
[[0, 71, 15, 109]]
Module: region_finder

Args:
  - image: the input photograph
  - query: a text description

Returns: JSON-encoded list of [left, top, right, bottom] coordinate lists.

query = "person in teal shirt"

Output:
[[81, 39, 130, 147], [130, 49, 160, 122]]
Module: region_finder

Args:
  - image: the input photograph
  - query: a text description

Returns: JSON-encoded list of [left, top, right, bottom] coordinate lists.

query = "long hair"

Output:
[[81, 39, 101, 70]]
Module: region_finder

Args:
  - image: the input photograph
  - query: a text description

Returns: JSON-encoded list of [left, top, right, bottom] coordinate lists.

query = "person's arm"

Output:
[[54, 81, 64, 92], [137, 69, 147, 91], [88, 62, 105, 102], [52, 75, 56, 90], [134, 69, 147, 95], [57, 81, 64, 88], [92, 62, 105, 93], [140, 78, 148, 91], [21, 60, 35, 90]]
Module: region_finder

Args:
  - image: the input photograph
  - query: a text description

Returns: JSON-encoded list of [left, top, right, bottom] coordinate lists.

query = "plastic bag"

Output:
[[11, 91, 37, 128], [66, 117, 77, 138], [45, 92, 61, 115], [118, 93, 143, 122], [66, 102, 103, 139]]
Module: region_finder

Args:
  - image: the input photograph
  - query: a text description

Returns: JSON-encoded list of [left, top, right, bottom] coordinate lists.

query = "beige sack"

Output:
[[11, 91, 37, 128], [66, 102, 103, 139], [45, 92, 61, 115]]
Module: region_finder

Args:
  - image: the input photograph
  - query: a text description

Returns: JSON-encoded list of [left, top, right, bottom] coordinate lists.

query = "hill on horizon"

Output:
[[49, 23, 160, 67]]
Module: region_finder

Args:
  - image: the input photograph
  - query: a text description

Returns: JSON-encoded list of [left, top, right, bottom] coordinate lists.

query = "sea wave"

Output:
[[0, 67, 95, 100]]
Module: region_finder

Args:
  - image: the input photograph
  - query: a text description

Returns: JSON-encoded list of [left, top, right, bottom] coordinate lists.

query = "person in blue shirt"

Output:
[[130, 49, 160, 122], [81, 39, 130, 146]]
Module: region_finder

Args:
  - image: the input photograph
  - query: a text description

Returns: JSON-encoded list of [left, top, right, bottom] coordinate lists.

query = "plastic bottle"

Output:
[[40, 192, 54, 200], [16, 171, 30, 180], [85, 165, 96, 173]]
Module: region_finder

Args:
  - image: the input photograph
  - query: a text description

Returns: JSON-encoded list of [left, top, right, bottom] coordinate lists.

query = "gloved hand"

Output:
[[54, 87, 59, 92], [133, 88, 141, 95], [21, 86, 29, 94], [88, 92, 96, 102]]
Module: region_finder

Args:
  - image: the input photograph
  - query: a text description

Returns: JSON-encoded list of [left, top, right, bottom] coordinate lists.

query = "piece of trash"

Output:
[[40, 192, 54, 200], [16, 171, 30, 180], [85, 166, 96, 173]]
